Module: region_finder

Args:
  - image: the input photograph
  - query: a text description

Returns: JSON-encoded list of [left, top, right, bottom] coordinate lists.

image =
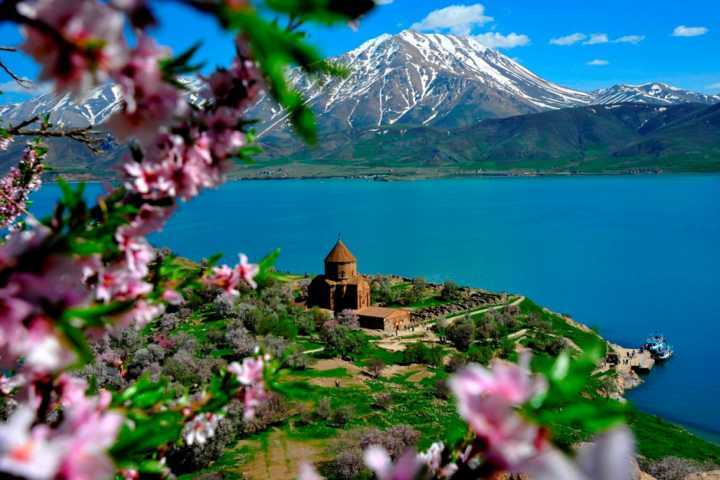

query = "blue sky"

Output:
[[1, 0, 718, 103]]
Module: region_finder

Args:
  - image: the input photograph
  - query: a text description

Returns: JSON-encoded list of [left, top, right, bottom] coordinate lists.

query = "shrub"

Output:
[[402, 342, 444, 367], [371, 277, 398, 305], [434, 379, 450, 400], [447, 318, 475, 351], [316, 398, 333, 421], [330, 405, 354, 428], [467, 344, 495, 365], [336, 309, 360, 330], [440, 280, 463, 302], [642, 456, 719, 480], [366, 357, 385, 378], [241, 393, 290, 434], [526, 335, 566, 356], [324, 426, 420, 480], [371, 393, 392, 410], [224, 324, 257, 358], [162, 350, 221, 388], [445, 353, 466, 372], [257, 313, 298, 339], [320, 322, 368, 359]]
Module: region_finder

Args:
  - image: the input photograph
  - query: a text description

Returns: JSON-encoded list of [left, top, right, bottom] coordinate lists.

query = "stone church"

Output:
[[307, 240, 371, 311], [308, 240, 412, 332]]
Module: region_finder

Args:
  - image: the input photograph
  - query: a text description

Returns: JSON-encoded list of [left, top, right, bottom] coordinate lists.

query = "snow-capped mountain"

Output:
[[0, 83, 124, 128], [1, 32, 718, 136], [252, 30, 594, 137], [593, 82, 720, 106]]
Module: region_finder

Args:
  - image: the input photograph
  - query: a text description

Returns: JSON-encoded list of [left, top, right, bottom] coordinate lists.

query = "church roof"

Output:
[[325, 240, 356, 263]]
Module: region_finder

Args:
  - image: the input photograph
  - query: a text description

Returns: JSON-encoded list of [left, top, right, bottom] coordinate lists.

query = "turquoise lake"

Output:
[[32, 175, 720, 437]]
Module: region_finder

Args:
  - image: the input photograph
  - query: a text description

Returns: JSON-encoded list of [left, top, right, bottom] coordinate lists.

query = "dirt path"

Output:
[[239, 429, 326, 480]]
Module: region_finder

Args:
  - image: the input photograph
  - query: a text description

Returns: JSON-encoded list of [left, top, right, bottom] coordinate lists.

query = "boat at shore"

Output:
[[644, 334, 674, 361]]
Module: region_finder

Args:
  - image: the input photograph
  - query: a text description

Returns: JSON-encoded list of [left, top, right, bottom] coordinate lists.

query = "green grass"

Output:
[[519, 298, 605, 353], [628, 410, 720, 463]]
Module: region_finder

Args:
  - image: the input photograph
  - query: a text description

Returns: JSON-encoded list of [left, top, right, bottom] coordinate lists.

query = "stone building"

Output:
[[357, 306, 412, 333], [307, 240, 371, 311]]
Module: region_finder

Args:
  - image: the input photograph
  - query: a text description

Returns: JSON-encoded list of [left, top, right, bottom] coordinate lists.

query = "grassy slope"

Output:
[[182, 293, 720, 478]]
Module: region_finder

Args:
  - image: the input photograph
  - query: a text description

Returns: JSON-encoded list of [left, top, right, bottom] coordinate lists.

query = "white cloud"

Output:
[[410, 4, 493, 35], [583, 33, 609, 45], [672, 25, 708, 37], [614, 35, 645, 44], [374, 0, 394, 5], [549, 33, 586, 46], [708, 82, 720, 90], [587, 59, 609, 66], [474, 32, 530, 49]]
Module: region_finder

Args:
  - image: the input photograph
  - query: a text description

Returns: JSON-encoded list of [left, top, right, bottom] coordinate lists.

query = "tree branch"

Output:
[[6, 116, 106, 153]]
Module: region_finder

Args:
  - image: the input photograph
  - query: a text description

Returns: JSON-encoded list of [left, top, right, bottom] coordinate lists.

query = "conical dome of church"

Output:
[[325, 240, 356, 264]]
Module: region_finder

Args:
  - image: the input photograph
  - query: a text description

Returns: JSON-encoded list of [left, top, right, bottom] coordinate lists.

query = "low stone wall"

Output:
[[411, 291, 504, 323]]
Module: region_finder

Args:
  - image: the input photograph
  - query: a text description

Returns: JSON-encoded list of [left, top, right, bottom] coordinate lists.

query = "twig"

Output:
[[0, 45, 33, 88], [7, 116, 106, 153]]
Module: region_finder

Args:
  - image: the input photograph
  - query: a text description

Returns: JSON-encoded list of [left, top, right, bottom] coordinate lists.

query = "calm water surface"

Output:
[[32, 176, 720, 437]]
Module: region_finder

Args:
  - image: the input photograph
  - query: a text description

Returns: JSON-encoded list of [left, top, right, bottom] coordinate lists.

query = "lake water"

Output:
[[31, 175, 720, 438]]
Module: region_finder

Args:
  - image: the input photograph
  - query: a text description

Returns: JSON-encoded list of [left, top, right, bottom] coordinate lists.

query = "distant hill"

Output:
[[270, 103, 720, 172]]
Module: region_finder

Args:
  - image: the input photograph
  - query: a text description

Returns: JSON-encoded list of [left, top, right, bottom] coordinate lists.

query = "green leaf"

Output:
[[55, 319, 93, 364], [263, 0, 375, 22], [254, 248, 281, 288]]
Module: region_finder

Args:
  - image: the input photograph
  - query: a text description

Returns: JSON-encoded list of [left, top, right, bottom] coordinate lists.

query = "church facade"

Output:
[[307, 240, 371, 312], [308, 240, 412, 333]]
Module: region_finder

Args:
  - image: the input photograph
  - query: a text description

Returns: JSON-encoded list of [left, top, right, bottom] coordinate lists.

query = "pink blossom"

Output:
[[236, 253, 259, 289], [183, 413, 221, 446], [107, 35, 187, 144], [205, 52, 263, 111], [523, 427, 635, 480], [417, 442, 444, 474], [96, 265, 152, 303], [22, 319, 77, 373], [0, 136, 13, 151], [241, 382, 267, 420], [20, 0, 127, 95], [162, 289, 184, 305], [56, 390, 124, 480], [363, 445, 424, 480], [119, 203, 174, 238], [115, 233, 155, 277], [116, 300, 165, 329], [9, 254, 93, 309], [123, 159, 177, 199], [0, 223, 51, 269], [205, 264, 240, 297], [448, 356, 549, 470], [449, 355, 546, 409], [205, 107, 246, 158], [0, 374, 26, 395], [298, 462, 323, 480], [229, 357, 266, 419], [0, 407, 67, 479], [0, 145, 45, 229], [229, 356, 264, 386]]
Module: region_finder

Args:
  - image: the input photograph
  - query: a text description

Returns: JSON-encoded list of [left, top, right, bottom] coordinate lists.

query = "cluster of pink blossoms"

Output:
[[448, 354, 549, 471], [0, 0, 268, 477], [0, 145, 45, 230], [228, 355, 267, 420], [0, 375, 122, 479]]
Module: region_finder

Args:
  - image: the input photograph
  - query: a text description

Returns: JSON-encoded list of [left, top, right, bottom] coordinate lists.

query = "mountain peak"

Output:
[[594, 82, 719, 105]]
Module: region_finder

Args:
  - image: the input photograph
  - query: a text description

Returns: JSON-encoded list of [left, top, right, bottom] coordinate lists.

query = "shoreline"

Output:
[[45, 169, 720, 185]]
